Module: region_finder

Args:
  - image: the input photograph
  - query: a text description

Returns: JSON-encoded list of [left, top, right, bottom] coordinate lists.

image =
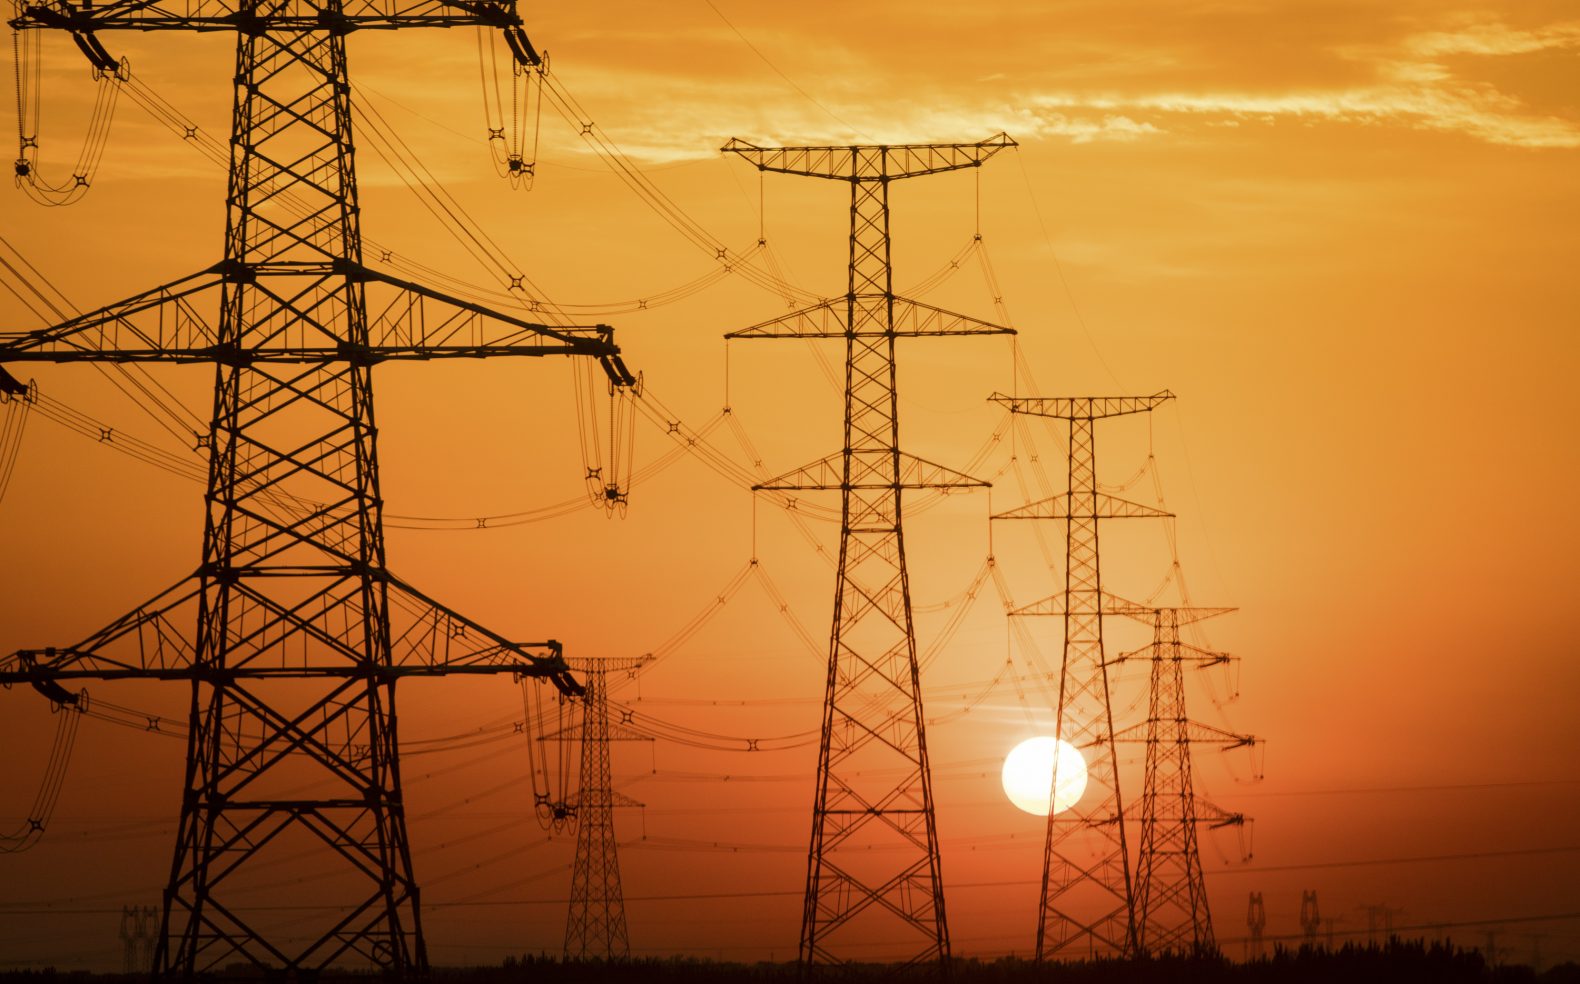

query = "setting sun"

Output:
[[1002, 736, 1089, 817]]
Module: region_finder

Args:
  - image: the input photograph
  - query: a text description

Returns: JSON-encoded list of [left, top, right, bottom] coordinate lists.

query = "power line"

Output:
[[700, 1, 870, 139]]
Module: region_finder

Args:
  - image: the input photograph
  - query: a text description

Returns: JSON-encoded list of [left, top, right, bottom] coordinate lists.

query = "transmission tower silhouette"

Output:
[[991, 392, 1174, 959], [722, 135, 1016, 971], [541, 657, 651, 960], [1247, 891, 1266, 959], [1300, 890, 1322, 947], [0, 2, 632, 976], [120, 905, 158, 974], [1111, 604, 1253, 957]]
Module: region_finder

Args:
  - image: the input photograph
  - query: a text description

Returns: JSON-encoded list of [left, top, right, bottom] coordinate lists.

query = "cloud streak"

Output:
[[1016, 19, 1580, 150]]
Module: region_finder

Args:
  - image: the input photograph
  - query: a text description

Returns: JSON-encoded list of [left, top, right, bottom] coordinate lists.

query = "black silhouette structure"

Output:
[[542, 657, 651, 960], [0, 0, 632, 975], [1300, 891, 1322, 947], [120, 905, 158, 974], [722, 136, 1015, 972], [1247, 892, 1267, 959], [991, 392, 1173, 959], [1112, 605, 1252, 956]]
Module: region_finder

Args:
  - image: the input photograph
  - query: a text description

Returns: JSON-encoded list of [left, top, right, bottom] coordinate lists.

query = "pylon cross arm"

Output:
[[11, 0, 526, 32], [1111, 718, 1253, 748], [753, 450, 989, 491], [725, 295, 1012, 340], [990, 390, 1176, 420], [1106, 603, 1238, 626], [0, 572, 583, 692], [0, 264, 623, 370], [993, 490, 1171, 520], [720, 133, 1015, 181]]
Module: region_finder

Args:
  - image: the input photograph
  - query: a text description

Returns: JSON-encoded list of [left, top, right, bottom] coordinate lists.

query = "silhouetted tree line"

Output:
[[2, 938, 1578, 983]]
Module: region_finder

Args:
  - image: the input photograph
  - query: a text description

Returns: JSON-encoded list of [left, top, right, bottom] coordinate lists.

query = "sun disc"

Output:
[[1001, 736, 1088, 816]]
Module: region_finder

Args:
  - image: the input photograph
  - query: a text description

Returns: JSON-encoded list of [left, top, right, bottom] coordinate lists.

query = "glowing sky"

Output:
[[1, 0, 1576, 970]]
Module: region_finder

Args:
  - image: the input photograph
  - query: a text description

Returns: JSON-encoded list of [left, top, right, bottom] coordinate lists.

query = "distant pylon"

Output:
[[1112, 605, 1254, 957], [119, 905, 157, 974], [1299, 891, 1321, 947], [723, 135, 1016, 972], [991, 391, 1175, 959], [1246, 892, 1266, 959], [543, 657, 652, 960]]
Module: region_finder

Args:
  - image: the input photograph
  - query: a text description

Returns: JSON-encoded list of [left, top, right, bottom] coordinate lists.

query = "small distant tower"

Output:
[[1113, 604, 1254, 957], [118, 905, 157, 974], [1246, 892, 1266, 960], [1299, 891, 1321, 947], [543, 657, 652, 960]]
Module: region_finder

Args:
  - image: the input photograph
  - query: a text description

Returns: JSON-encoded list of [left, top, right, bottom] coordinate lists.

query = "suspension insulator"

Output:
[[71, 31, 121, 75], [502, 25, 542, 68], [0, 366, 29, 397], [30, 676, 81, 708]]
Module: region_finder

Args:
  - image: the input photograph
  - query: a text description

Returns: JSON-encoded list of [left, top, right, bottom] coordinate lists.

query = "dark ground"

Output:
[[3, 941, 1577, 984]]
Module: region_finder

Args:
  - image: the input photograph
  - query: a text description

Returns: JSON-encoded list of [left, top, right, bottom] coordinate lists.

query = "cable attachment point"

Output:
[[501, 25, 542, 68]]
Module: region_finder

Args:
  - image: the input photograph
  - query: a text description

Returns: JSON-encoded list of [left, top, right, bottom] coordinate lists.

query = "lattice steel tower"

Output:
[[723, 136, 1015, 971], [991, 391, 1174, 959], [0, 1, 631, 975], [1112, 604, 1251, 956], [542, 657, 650, 960]]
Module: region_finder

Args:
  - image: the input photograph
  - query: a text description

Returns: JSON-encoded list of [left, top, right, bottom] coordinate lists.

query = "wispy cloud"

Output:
[[1015, 18, 1580, 150], [1402, 19, 1580, 57]]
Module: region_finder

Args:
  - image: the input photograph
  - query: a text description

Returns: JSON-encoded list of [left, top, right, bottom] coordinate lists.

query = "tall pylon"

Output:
[[0, 2, 632, 975], [722, 136, 1016, 971], [991, 391, 1175, 959], [1110, 604, 1253, 957], [541, 657, 651, 960]]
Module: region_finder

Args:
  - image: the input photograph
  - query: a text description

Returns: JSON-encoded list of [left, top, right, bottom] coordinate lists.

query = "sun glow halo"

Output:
[[1001, 736, 1088, 816]]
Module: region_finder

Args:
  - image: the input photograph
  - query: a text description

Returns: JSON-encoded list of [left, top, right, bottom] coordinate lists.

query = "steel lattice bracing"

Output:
[[991, 392, 1173, 960], [1116, 606, 1250, 956], [0, 1, 629, 976], [723, 136, 1014, 972], [542, 658, 650, 960]]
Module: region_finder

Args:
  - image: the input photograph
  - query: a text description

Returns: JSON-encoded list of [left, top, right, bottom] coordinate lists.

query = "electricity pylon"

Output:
[[120, 905, 158, 974], [991, 391, 1174, 959], [723, 136, 1016, 972], [541, 656, 651, 960], [1299, 891, 1321, 947], [1246, 892, 1266, 959], [0, 1, 632, 976], [1109, 604, 1253, 957]]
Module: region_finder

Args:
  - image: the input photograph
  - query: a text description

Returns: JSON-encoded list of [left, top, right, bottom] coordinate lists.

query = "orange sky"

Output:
[[1, 0, 1577, 970]]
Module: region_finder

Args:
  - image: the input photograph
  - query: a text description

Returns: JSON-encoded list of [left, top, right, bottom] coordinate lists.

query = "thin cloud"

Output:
[[1018, 17, 1580, 150], [1402, 19, 1580, 58]]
